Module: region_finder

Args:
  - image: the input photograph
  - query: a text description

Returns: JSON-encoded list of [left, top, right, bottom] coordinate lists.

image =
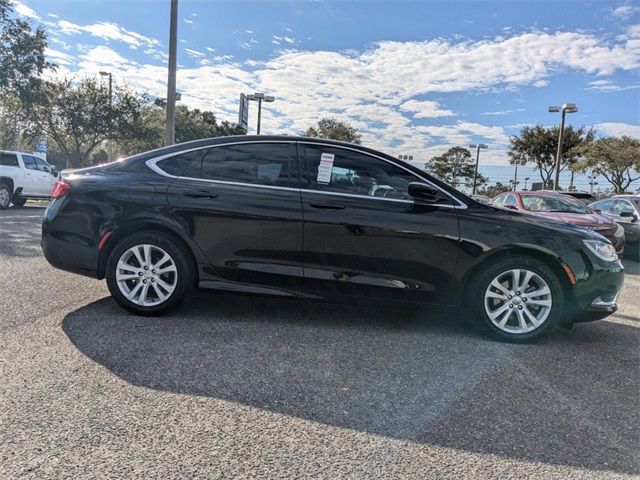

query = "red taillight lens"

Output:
[[51, 180, 70, 199]]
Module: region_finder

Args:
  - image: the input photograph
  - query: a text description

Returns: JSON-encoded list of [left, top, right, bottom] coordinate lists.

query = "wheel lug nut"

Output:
[[138, 272, 142, 276], [143, 279, 147, 284], [509, 304, 514, 308], [516, 291, 521, 295], [151, 278, 155, 282], [152, 270, 156, 274], [144, 266, 148, 270], [508, 295, 512, 299], [518, 305, 523, 310]]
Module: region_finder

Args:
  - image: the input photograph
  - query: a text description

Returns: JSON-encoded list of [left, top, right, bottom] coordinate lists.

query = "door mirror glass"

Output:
[[408, 182, 442, 203]]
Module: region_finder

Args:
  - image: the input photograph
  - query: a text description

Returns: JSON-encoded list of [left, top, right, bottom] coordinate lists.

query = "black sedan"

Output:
[[42, 136, 624, 342]]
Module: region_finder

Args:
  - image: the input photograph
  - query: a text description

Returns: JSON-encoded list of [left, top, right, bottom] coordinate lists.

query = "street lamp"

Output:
[[99, 71, 113, 161], [548, 102, 578, 191], [165, 0, 179, 145], [469, 143, 487, 195], [524, 177, 530, 191], [246, 92, 275, 134], [510, 158, 526, 191]]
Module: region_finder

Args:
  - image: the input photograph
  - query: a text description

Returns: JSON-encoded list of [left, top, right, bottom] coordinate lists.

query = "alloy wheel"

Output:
[[484, 268, 553, 334], [0, 188, 10, 208], [116, 244, 178, 307]]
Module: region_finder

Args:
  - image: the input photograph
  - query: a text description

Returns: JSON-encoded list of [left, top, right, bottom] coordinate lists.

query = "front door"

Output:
[[298, 143, 461, 305], [165, 141, 304, 292]]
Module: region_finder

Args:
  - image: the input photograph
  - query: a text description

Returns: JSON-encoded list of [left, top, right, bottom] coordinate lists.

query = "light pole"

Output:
[[246, 93, 275, 134], [99, 71, 113, 161], [548, 103, 578, 191], [469, 143, 487, 195], [524, 177, 530, 191], [510, 158, 526, 191], [588, 173, 598, 194], [165, 0, 178, 145]]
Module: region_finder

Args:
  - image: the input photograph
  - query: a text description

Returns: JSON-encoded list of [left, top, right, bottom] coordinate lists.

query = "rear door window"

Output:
[[592, 199, 613, 213], [199, 143, 295, 188], [611, 200, 635, 216]]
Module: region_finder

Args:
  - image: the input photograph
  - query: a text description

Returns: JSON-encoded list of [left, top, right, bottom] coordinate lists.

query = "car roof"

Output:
[[517, 190, 566, 197]]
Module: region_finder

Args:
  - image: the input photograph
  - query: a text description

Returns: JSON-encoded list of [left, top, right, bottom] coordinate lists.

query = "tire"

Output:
[[468, 255, 565, 342], [105, 231, 196, 316], [0, 184, 11, 209], [11, 196, 27, 207]]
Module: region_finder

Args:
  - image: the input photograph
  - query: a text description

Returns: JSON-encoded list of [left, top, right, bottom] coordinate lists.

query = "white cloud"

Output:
[[481, 108, 526, 116], [612, 4, 640, 19], [54, 20, 159, 48], [245, 29, 254, 34], [47, 13, 59, 19], [185, 48, 205, 58], [596, 123, 640, 138], [11, 1, 39, 19], [284, 36, 296, 44], [400, 100, 455, 118], [183, 18, 193, 24], [45, 47, 74, 65]]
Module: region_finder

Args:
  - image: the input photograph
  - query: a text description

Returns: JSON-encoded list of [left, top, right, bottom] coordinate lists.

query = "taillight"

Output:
[[51, 180, 70, 199]]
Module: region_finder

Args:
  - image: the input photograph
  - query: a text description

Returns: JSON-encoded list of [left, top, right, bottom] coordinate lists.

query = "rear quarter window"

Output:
[[156, 150, 203, 177], [0, 153, 19, 167]]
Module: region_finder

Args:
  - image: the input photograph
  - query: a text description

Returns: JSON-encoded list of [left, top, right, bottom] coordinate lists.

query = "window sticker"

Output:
[[316, 153, 335, 184]]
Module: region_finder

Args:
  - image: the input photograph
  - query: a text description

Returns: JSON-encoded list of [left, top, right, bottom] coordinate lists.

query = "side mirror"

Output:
[[50, 167, 58, 177], [593, 208, 602, 214], [619, 211, 637, 221], [408, 182, 443, 203]]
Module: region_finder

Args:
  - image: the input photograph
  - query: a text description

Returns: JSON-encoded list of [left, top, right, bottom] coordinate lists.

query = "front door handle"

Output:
[[309, 202, 345, 210], [183, 189, 219, 199]]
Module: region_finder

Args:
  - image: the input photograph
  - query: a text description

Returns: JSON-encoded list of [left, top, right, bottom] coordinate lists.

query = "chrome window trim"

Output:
[[145, 139, 468, 209]]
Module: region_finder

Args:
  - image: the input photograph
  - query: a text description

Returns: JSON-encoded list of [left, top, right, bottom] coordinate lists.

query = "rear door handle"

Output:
[[309, 202, 345, 210], [183, 189, 219, 199]]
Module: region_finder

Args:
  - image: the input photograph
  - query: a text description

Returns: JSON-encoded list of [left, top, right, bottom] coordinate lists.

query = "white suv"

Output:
[[0, 150, 57, 209]]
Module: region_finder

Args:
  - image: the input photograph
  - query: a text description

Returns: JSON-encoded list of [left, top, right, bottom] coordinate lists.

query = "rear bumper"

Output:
[[41, 232, 100, 278]]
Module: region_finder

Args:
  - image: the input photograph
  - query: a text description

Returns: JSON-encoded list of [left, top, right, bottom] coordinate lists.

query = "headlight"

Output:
[[583, 239, 618, 262]]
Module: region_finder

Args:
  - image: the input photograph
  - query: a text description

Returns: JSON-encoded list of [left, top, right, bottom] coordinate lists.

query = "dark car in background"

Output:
[[492, 190, 625, 254], [590, 195, 640, 251], [42, 136, 624, 342]]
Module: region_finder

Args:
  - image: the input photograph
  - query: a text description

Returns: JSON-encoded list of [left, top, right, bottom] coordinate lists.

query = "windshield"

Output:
[[521, 195, 592, 214]]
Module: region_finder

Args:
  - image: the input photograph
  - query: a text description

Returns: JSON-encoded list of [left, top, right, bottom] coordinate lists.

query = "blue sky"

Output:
[[11, 0, 640, 167]]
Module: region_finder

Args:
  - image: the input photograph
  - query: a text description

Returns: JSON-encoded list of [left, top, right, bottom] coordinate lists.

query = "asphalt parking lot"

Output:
[[1, 205, 639, 479]]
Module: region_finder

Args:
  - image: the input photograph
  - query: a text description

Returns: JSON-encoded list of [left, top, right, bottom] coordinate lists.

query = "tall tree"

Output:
[[0, 0, 51, 102], [116, 99, 246, 157], [24, 77, 145, 168], [425, 146, 487, 190], [476, 181, 511, 198], [508, 125, 594, 188], [571, 136, 640, 193], [305, 117, 362, 144]]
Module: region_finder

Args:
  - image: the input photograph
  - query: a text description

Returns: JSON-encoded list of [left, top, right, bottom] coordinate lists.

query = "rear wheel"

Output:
[[468, 256, 565, 342], [0, 184, 11, 209], [106, 231, 195, 316]]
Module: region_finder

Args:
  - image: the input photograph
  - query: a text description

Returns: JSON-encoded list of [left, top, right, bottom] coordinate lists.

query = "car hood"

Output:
[[526, 211, 615, 232], [471, 205, 611, 242]]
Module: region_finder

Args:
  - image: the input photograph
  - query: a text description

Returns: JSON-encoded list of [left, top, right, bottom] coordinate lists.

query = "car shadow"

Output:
[[62, 291, 639, 475]]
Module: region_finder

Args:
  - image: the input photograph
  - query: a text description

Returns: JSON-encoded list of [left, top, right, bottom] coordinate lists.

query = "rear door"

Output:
[[18, 154, 41, 195], [298, 142, 461, 304], [32, 156, 55, 195], [164, 141, 304, 291]]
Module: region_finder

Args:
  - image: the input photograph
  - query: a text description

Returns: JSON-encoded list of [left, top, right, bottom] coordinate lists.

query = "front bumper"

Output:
[[564, 255, 624, 323]]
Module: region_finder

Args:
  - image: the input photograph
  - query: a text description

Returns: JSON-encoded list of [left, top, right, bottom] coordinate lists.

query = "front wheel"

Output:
[[105, 232, 195, 316], [468, 256, 565, 342]]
